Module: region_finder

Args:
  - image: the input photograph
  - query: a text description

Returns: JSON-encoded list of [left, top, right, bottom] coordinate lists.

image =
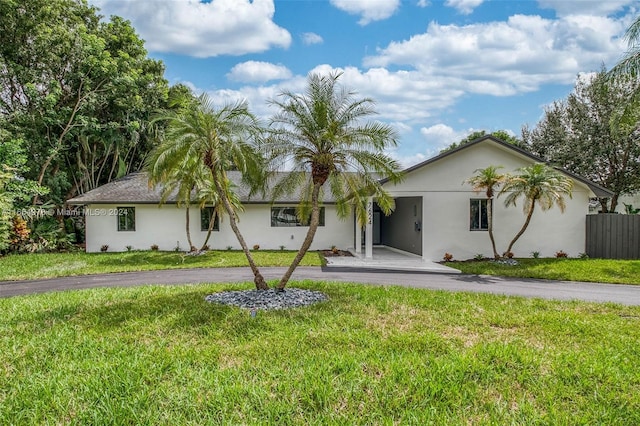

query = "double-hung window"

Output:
[[470, 199, 488, 231]]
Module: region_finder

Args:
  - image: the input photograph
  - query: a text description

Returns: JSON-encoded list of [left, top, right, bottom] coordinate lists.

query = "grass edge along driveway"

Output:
[[1, 251, 639, 285], [0, 250, 323, 281]]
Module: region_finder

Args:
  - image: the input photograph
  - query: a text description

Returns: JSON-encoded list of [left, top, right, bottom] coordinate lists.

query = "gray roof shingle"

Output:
[[67, 171, 334, 205]]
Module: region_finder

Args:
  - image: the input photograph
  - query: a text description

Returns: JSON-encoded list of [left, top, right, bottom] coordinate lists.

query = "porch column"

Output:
[[354, 216, 362, 254], [365, 197, 373, 259]]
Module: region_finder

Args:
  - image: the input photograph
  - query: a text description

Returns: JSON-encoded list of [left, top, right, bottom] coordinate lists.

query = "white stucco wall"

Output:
[[384, 140, 594, 260], [613, 193, 640, 214], [83, 203, 353, 253]]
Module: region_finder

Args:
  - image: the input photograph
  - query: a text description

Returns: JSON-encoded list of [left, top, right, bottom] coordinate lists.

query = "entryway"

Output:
[[325, 246, 459, 273], [357, 197, 424, 258]]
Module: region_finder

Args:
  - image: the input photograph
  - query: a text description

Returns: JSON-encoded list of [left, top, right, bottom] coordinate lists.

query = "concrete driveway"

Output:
[[1, 266, 640, 305]]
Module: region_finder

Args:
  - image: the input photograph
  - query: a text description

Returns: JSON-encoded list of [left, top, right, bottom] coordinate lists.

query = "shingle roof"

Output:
[[68, 137, 613, 205], [67, 173, 161, 204], [67, 171, 336, 205]]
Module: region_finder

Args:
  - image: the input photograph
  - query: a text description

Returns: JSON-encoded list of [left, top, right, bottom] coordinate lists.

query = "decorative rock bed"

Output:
[[205, 288, 329, 311]]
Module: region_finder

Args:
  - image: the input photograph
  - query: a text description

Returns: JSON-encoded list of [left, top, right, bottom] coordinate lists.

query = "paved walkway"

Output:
[[324, 246, 460, 273], [2, 266, 640, 305]]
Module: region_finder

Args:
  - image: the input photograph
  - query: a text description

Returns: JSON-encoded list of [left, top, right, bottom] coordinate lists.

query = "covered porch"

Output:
[[336, 196, 459, 273], [354, 196, 424, 259]]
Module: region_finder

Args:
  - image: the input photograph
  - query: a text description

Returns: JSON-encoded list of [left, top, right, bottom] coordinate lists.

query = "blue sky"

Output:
[[90, 0, 637, 167]]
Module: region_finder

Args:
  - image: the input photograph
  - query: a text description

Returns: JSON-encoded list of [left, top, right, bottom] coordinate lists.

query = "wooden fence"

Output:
[[586, 214, 640, 259]]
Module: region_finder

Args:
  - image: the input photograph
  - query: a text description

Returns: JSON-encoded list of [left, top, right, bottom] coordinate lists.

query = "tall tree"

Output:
[[148, 154, 241, 252], [441, 130, 523, 153], [196, 179, 242, 252], [0, 130, 48, 251], [523, 68, 640, 212], [148, 157, 203, 252], [148, 93, 268, 289], [266, 72, 403, 290], [0, 168, 14, 252], [499, 163, 573, 255], [0, 0, 168, 204], [465, 166, 507, 259]]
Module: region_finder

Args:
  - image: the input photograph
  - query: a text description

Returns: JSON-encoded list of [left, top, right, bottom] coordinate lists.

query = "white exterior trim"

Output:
[[365, 197, 373, 258]]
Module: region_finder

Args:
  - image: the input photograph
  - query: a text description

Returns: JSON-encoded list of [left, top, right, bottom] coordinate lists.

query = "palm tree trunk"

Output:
[[200, 209, 216, 251], [277, 183, 322, 290], [506, 202, 536, 255], [213, 177, 268, 290], [487, 198, 499, 259], [185, 205, 195, 251]]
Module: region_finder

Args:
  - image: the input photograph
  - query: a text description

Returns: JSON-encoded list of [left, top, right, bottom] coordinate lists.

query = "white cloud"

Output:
[[302, 32, 324, 45], [391, 121, 413, 134], [575, 71, 598, 86], [421, 124, 476, 152], [389, 124, 474, 167], [390, 151, 428, 169], [445, 0, 484, 15], [182, 5, 630, 142], [537, 0, 634, 17], [307, 65, 465, 122], [89, 0, 291, 57], [202, 76, 308, 120], [363, 14, 627, 95], [417, 0, 430, 7], [329, 0, 401, 25], [227, 61, 292, 83]]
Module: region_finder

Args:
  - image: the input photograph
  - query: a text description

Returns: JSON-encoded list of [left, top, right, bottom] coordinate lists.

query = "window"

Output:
[[271, 207, 325, 227], [200, 207, 220, 231], [117, 207, 135, 231], [470, 199, 488, 231]]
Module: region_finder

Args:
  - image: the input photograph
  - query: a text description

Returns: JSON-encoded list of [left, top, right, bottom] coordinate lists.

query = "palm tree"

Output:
[[266, 72, 403, 290], [149, 93, 268, 289], [608, 15, 640, 79], [465, 165, 506, 259], [196, 175, 243, 251], [499, 163, 573, 255], [148, 156, 204, 252]]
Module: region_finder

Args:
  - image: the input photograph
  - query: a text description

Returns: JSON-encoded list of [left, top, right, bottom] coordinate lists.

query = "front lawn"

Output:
[[1, 282, 639, 424], [0, 250, 322, 281], [445, 258, 640, 285], [2, 251, 639, 286]]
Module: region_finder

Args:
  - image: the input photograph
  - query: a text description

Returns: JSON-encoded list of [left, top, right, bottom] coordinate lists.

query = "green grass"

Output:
[[0, 250, 322, 281], [446, 258, 640, 285], [1, 282, 639, 424], [2, 251, 639, 286]]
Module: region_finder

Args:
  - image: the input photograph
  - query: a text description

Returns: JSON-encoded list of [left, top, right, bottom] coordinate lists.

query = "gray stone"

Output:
[[205, 288, 328, 310]]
